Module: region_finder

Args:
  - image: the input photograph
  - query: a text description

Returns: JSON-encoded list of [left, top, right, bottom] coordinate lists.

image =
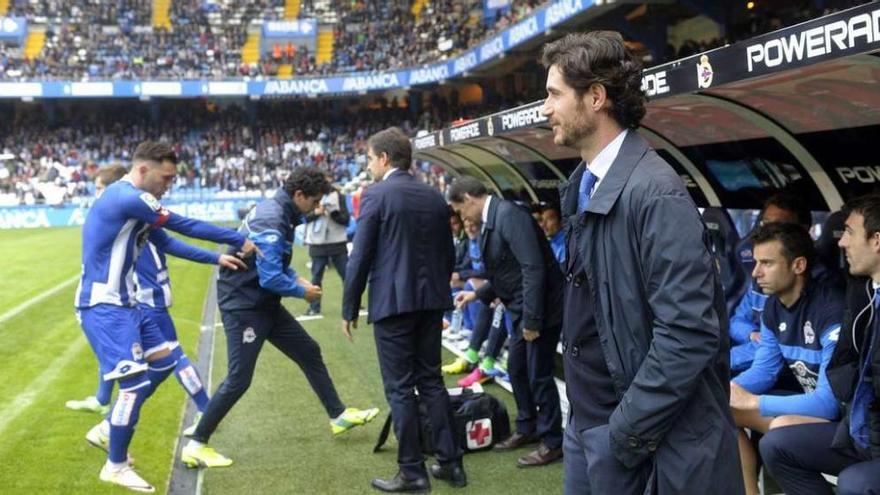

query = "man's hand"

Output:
[[455, 290, 477, 309], [238, 238, 263, 258], [451, 272, 461, 283], [342, 319, 358, 342], [730, 382, 760, 411], [523, 328, 540, 342], [303, 284, 323, 303], [749, 331, 762, 343], [218, 254, 247, 271]]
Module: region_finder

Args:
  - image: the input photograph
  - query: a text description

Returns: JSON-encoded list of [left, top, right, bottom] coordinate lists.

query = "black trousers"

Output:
[[309, 252, 348, 313], [192, 305, 346, 442], [373, 310, 463, 479], [760, 421, 880, 495], [507, 315, 563, 449]]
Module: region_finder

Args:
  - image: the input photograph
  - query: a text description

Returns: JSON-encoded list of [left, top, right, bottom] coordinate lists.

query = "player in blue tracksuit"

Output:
[[75, 143, 255, 492], [729, 223, 843, 495], [181, 167, 379, 469], [729, 284, 768, 373]]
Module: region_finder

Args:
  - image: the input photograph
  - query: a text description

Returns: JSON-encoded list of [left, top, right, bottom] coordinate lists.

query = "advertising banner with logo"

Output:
[[640, 2, 880, 100], [0, 0, 596, 99], [0, 199, 254, 230]]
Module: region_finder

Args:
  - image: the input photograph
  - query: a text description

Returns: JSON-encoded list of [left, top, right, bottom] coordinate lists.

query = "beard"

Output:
[[555, 102, 597, 149]]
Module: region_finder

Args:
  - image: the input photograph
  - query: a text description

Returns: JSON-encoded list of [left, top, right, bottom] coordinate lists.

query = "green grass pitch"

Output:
[[0, 226, 561, 494]]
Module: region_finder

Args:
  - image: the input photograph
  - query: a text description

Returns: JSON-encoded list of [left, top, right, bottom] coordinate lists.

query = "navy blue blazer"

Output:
[[342, 170, 455, 323]]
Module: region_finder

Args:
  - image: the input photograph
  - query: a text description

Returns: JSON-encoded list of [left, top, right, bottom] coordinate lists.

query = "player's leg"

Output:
[[182, 309, 269, 468], [268, 306, 378, 434], [66, 369, 113, 414], [139, 307, 177, 397], [79, 305, 155, 492], [145, 306, 210, 415]]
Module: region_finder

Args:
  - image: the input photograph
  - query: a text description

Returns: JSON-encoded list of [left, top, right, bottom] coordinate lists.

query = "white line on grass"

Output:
[[297, 314, 325, 321], [0, 336, 87, 437], [0, 274, 79, 327]]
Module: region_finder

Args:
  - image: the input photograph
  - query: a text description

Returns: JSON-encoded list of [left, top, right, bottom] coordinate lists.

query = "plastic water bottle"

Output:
[[450, 308, 463, 335]]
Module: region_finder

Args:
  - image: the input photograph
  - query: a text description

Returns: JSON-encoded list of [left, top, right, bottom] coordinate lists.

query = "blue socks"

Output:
[[174, 354, 210, 412], [96, 372, 113, 406], [108, 378, 150, 463]]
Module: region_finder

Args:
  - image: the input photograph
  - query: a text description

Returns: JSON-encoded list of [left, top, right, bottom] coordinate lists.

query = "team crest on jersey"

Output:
[[243, 327, 256, 344], [803, 321, 815, 344], [131, 342, 144, 360], [778, 322, 787, 332], [139, 192, 162, 211]]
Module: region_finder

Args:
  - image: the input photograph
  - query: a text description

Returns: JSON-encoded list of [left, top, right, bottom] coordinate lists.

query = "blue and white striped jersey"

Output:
[[134, 230, 219, 309], [76, 178, 244, 309]]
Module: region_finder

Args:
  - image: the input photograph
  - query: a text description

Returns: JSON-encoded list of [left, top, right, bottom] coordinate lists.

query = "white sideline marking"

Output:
[[297, 314, 324, 322], [0, 336, 87, 437], [0, 274, 79, 327]]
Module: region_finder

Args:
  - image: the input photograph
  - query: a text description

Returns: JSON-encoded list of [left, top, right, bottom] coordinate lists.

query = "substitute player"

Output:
[[76, 142, 257, 492], [68, 164, 243, 438]]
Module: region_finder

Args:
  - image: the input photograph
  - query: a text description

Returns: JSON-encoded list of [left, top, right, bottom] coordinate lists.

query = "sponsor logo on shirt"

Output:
[[789, 360, 819, 392], [140, 192, 161, 211]]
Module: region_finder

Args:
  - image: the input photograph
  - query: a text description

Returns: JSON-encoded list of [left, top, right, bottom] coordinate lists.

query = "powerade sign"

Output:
[[640, 2, 880, 100], [0, 199, 253, 229], [0, 17, 27, 44], [263, 19, 317, 39], [0, 0, 595, 99]]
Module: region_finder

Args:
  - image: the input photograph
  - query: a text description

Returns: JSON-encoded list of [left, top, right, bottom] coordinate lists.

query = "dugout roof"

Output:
[[413, 2, 880, 211]]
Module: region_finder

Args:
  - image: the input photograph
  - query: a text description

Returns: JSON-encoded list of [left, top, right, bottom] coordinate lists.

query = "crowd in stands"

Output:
[[0, 0, 545, 81], [1, 0, 874, 81], [0, 0, 285, 80], [0, 94, 506, 206]]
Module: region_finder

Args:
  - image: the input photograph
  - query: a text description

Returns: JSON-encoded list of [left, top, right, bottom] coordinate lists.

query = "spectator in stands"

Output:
[[540, 204, 565, 266], [303, 174, 350, 316], [760, 194, 880, 495], [541, 31, 741, 493], [730, 193, 814, 373], [730, 222, 843, 495], [451, 177, 564, 468]]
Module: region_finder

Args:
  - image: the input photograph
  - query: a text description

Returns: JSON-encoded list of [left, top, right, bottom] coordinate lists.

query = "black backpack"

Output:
[[373, 389, 511, 454]]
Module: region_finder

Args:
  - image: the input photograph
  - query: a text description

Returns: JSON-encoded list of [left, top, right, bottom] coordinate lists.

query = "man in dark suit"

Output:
[[342, 127, 466, 492], [541, 31, 741, 494], [450, 178, 564, 467]]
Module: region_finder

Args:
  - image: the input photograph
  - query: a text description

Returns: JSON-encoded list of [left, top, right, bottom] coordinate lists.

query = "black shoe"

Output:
[[305, 308, 321, 316], [429, 463, 467, 488], [371, 472, 430, 493]]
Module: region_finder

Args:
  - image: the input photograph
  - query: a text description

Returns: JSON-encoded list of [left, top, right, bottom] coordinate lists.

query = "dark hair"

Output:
[[132, 141, 177, 166], [368, 127, 412, 170], [541, 31, 646, 129], [762, 193, 812, 229], [750, 222, 815, 269], [97, 164, 127, 186], [844, 193, 880, 240], [447, 176, 488, 203], [283, 167, 331, 198], [541, 203, 562, 220]]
